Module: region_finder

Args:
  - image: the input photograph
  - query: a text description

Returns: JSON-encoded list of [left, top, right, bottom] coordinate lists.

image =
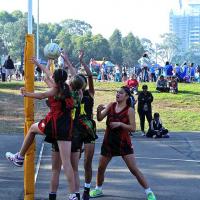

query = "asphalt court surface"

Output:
[[0, 132, 200, 200]]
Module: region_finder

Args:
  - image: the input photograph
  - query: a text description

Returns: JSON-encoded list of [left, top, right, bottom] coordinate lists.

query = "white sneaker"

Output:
[[69, 194, 77, 200], [5, 152, 24, 167], [141, 131, 146, 136]]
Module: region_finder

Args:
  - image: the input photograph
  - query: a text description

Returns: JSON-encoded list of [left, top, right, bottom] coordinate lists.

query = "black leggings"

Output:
[[146, 129, 168, 138], [138, 111, 152, 132]]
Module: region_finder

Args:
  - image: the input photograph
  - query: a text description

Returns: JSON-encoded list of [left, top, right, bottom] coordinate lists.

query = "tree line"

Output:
[[1, 10, 200, 67], [0, 10, 145, 67]]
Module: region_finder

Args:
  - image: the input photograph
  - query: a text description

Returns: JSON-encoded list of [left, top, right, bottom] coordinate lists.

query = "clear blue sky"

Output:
[[0, 0, 180, 42]]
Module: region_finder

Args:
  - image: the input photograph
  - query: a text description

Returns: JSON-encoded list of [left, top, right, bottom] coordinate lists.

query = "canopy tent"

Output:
[[90, 60, 104, 67], [90, 60, 115, 68]]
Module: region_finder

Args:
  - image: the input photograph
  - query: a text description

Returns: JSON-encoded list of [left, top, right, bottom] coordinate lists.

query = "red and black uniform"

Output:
[[101, 102, 134, 157], [38, 96, 74, 143]]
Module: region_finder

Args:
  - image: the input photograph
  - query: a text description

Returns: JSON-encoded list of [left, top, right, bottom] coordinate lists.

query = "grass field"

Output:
[[0, 80, 200, 134]]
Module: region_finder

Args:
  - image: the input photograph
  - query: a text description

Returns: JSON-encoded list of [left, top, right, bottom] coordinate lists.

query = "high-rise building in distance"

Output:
[[170, 0, 200, 51]]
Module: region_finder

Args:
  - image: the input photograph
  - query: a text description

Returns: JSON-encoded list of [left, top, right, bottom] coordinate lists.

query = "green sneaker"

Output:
[[147, 192, 156, 200], [89, 189, 103, 198]]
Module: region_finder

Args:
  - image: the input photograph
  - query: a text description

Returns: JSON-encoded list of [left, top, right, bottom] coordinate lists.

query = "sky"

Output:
[[0, 0, 181, 43]]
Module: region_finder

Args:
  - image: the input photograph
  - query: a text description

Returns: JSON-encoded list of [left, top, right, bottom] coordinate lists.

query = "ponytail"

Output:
[[121, 86, 135, 107]]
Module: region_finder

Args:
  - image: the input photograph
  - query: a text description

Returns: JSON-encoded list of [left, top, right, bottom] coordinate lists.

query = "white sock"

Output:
[[145, 188, 152, 195], [84, 183, 91, 188], [95, 186, 102, 191], [69, 193, 76, 198]]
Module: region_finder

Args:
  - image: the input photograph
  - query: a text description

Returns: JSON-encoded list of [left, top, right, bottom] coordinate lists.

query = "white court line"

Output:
[[34, 142, 44, 183], [136, 156, 200, 163]]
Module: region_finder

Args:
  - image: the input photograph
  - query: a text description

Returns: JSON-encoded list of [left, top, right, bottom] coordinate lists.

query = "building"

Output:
[[169, 0, 200, 51]]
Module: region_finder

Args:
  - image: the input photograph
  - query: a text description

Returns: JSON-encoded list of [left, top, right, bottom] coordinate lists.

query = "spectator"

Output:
[[195, 65, 200, 82], [126, 74, 139, 95], [174, 64, 181, 81], [137, 85, 153, 136], [156, 75, 169, 92], [149, 65, 156, 82], [181, 62, 190, 83], [169, 76, 178, 94], [138, 53, 151, 82], [163, 61, 173, 79], [1, 64, 6, 82], [3, 55, 15, 82], [146, 113, 169, 138], [189, 63, 195, 82], [114, 65, 121, 82], [122, 66, 128, 82]]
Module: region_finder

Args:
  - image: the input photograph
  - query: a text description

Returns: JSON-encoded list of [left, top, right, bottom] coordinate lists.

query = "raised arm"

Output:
[[31, 57, 52, 78], [61, 52, 77, 77], [79, 50, 94, 96], [44, 76, 56, 88], [97, 103, 112, 121]]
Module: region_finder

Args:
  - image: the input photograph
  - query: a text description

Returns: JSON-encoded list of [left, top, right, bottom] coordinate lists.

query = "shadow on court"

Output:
[[0, 132, 200, 200]]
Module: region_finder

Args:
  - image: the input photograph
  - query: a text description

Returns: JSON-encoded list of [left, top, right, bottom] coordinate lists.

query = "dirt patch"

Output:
[[0, 91, 47, 134]]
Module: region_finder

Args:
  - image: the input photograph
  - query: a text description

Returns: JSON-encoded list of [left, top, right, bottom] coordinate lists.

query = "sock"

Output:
[[69, 193, 76, 199], [95, 186, 102, 191], [145, 188, 152, 195], [84, 187, 90, 194], [49, 192, 56, 200], [75, 192, 80, 200], [84, 183, 91, 188]]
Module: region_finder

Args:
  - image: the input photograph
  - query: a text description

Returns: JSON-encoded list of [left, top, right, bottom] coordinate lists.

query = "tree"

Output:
[[0, 11, 16, 25], [109, 29, 123, 65], [181, 44, 200, 64], [60, 19, 92, 36], [2, 18, 27, 60], [140, 38, 154, 55], [157, 33, 181, 64], [122, 33, 144, 67], [72, 34, 111, 65], [0, 36, 8, 56], [91, 34, 111, 60], [11, 10, 23, 21]]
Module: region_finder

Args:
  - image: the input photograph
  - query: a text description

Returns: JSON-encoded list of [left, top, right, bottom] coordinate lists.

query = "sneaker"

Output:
[[147, 192, 156, 200], [69, 197, 77, 200], [69, 194, 77, 200], [141, 131, 146, 136], [5, 152, 24, 167], [82, 191, 90, 200], [89, 189, 103, 198]]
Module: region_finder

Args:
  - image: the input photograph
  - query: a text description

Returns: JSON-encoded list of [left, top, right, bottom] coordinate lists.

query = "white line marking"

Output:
[[136, 156, 200, 163], [34, 142, 44, 183]]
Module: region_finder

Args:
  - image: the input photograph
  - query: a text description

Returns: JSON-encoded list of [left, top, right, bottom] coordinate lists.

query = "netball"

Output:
[[43, 42, 61, 60]]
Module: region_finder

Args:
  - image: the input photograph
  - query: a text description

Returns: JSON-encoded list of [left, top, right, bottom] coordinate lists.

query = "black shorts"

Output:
[[52, 127, 96, 153], [71, 126, 96, 152], [40, 113, 73, 144], [101, 132, 134, 157]]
